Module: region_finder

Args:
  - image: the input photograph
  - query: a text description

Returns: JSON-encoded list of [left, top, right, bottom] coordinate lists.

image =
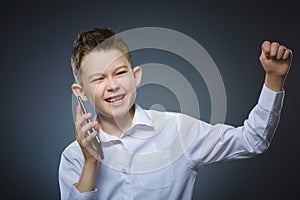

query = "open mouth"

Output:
[[105, 94, 125, 104]]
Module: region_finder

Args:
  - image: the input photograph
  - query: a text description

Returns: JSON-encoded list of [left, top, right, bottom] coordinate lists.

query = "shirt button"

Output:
[[122, 168, 127, 174]]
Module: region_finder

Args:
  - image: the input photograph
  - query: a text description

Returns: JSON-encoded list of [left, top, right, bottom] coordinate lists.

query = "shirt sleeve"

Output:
[[182, 84, 285, 168], [58, 142, 99, 200]]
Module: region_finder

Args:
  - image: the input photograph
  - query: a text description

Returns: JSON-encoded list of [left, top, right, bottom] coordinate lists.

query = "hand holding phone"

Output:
[[77, 96, 104, 159]]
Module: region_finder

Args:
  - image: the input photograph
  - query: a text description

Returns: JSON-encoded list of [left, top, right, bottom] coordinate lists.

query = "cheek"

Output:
[[121, 77, 137, 103], [88, 85, 105, 104], [119, 76, 136, 91]]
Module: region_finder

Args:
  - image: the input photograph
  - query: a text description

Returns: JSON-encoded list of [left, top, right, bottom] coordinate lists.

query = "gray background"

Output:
[[0, 0, 299, 199]]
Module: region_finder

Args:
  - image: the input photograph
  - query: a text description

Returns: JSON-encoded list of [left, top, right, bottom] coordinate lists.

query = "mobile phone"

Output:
[[77, 96, 104, 159]]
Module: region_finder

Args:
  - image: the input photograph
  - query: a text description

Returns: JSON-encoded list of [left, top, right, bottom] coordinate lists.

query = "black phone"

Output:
[[77, 96, 104, 159]]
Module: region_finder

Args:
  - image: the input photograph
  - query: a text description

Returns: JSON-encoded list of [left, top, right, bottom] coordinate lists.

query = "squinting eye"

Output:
[[116, 71, 127, 75], [91, 77, 103, 83]]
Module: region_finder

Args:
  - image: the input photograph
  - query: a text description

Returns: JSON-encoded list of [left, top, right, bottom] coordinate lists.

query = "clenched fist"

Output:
[[259, 41, 293, 92]]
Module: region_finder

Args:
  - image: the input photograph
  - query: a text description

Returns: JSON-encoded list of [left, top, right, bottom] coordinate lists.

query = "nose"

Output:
[[106, 77, 119, 91]]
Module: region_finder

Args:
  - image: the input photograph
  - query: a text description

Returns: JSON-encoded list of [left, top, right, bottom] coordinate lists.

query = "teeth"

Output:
[[107, 95, 123, 103]]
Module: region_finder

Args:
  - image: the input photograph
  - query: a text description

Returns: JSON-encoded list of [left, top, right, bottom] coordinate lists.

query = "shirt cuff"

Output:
[[258, 84, 285, 112], [69, 184, 98, 200]]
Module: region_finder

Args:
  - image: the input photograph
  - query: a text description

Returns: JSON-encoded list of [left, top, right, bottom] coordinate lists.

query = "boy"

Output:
[[58, 27, 292, 200]]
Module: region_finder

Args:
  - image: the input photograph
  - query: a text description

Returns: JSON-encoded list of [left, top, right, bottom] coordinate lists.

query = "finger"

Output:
[[276, 45, 286, 60], [282, 48, 293, 60], [82, 131, 98, 146], [75, 105, 82, 140], [75, 104, 82, 125], [82, 131, 100, 159], [75, 112, 92, 142], [270, 42, 279, 59], [75, 104, 83, 128], [75, 112, 92, 129], [94, 121, 100, 132], [80, 120, 98, 139], [86, 131, 98, 144], [262, 40, 271, 58]]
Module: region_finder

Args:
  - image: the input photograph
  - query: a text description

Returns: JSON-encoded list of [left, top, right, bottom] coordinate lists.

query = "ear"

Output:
[[133, 66, 142, 87], [71, 83, 89, 101]]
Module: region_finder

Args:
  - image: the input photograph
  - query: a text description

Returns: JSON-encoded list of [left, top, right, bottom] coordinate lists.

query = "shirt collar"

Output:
[[98, 104, 154, 142], [131, 104, 153, 128]]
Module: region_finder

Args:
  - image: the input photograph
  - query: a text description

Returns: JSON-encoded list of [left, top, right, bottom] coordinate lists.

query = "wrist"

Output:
[[76, 160, 99, 193], [85, 158, 100, 168], [264, 73, 285, 92]]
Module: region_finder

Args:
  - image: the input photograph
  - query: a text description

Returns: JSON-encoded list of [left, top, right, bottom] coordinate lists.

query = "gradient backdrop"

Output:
[[0, 0, 299, 199]]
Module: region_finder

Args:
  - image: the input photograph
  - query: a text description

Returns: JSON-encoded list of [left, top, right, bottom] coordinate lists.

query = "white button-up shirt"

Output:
[[59, 85, 284, 200]]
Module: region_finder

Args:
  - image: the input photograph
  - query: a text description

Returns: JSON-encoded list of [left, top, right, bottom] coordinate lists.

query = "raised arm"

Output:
[[184, 40, 293, 167]]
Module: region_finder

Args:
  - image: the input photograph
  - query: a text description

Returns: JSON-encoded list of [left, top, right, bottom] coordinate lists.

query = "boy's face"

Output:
[[74, 49, 142, 119]]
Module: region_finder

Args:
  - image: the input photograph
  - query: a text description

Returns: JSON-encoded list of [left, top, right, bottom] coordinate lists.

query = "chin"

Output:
[[98, 103, 134, 119]]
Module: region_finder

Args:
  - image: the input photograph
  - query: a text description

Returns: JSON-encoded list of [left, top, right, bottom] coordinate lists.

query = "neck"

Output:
[[98, 106, 135, 138]]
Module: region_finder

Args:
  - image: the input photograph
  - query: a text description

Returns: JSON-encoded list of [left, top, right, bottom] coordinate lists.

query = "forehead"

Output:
[[80, 49, 130, 75]]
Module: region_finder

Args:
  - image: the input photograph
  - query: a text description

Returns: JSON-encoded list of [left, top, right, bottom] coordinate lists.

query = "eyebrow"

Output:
[[88, 65, 128, 81]]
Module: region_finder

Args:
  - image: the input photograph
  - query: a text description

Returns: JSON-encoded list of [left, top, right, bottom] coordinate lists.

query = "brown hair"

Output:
[[71, 27, 133, 83]]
